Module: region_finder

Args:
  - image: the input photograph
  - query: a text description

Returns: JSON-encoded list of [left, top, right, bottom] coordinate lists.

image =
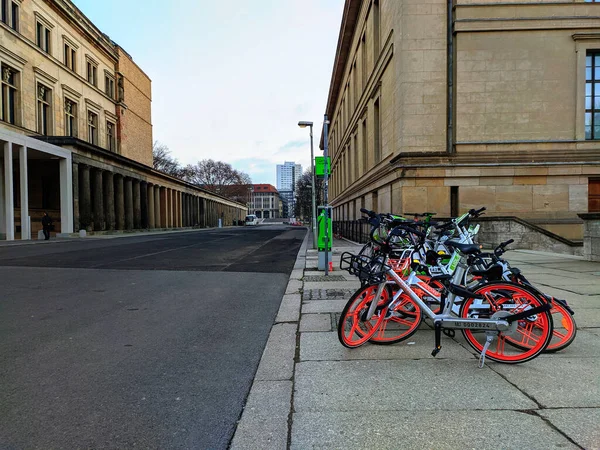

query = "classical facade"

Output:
[[250, 184, 281, 219], [0, 0, 245, 240], [324, 0, 600, 240]]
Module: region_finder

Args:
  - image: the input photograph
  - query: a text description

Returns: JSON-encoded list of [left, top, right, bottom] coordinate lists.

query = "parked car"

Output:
[[245, 214, 259, 226]]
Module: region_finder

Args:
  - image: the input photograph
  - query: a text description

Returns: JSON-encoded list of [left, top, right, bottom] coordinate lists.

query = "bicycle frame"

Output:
[[366, 254, 512, 332]]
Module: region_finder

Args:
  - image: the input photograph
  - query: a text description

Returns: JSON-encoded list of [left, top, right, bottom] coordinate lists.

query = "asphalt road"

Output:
[[0, 226, 306, 449]]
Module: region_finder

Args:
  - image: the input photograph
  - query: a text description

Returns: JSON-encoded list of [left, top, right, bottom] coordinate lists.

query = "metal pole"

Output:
[[323, 115, 330, 275], [309, 125, 317, 249]]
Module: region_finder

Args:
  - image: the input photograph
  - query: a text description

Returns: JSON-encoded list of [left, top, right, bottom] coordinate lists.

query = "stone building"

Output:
[[0, 0, 245, 240], [250, 184, 281, 219], [324, 0, 600, 240]]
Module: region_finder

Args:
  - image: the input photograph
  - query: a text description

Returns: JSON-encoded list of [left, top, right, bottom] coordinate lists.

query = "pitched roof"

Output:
[[252, 184, 279, 193]]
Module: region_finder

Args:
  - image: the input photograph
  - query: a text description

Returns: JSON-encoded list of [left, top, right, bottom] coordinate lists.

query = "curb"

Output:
[[230, 230, 310, 450]]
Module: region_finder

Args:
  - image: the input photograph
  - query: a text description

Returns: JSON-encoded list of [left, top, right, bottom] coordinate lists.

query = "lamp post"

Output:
[[298, 120, 317, 249]]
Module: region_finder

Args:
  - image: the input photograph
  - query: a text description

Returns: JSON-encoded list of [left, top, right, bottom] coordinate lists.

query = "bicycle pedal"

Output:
[[442, 329, 456, 338]]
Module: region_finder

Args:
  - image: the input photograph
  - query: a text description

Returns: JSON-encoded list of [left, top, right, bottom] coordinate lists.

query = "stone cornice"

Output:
[[33, 66, 58, 85]]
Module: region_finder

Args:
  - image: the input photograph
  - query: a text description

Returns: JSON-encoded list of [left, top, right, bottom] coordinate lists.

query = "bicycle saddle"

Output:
[[445, 241, 481, 255]]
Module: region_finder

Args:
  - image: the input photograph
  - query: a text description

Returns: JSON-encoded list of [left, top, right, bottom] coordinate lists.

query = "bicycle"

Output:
[[339, 223, 553, 367]]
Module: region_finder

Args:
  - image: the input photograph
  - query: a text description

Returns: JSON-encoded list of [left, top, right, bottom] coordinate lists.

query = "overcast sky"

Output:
[[72, 0, 344, 186]]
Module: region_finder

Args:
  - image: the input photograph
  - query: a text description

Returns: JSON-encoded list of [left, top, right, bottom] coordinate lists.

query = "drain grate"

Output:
[[303, 275, 347, 282]]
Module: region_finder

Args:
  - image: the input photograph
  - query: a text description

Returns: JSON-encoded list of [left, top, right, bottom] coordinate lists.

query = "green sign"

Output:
[[315, 156, 331, 176]]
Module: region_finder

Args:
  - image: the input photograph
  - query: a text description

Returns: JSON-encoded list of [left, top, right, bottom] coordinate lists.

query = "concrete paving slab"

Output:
[[254, 323, 297, 381], [285, 279, 303, 294], [231, 381, 292, 450], [289, 269, 303, 280], [530, 287, 600, 309], [275, 294, 301, 323], [537, 329, 600, 358], [294, 360, 538, 412], [290, 410, 575, 450], [536, 261, 600, 273], [299, 331, 476, 362], [541, 408, 600, 450], [303, 281, 361, 291], [568, 308, 600, 328], [302, 300, 347, 314], [299, 314, 332, 332], [491, 357, 600, 408]]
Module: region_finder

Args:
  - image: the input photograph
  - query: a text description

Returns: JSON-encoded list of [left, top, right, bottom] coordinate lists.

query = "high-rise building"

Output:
[[276, 162, 302, 218], [276, 162, 302, 191]]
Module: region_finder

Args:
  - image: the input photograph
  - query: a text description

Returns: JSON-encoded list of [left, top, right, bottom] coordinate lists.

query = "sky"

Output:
[[72, 0, 345, 186]]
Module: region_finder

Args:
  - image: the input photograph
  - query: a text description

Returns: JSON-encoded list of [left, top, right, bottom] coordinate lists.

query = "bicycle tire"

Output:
[[337, 284, 389, 348], [369, 292, 422, 345], [510, 275, 577, 353], [459, 281, 553, 364]]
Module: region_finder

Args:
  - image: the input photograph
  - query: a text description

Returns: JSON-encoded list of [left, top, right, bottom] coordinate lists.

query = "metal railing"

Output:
[[333, 220, 370, 244]]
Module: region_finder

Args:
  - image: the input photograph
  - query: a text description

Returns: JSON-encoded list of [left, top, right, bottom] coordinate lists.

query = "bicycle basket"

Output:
[[340, 252, 390, 285]]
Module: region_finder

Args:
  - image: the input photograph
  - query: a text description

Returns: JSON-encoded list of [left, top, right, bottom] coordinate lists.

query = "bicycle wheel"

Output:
[[369, 292, 422, 345], [459, 282, 552, 364], [337, 284, 389, 348], [512, 275, 577, 353], [358, 241, 377, 259], [544, 300, 577, 353]]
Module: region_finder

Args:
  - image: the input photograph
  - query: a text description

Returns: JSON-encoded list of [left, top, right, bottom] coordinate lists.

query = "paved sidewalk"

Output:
[[232, 232, 600, 450]]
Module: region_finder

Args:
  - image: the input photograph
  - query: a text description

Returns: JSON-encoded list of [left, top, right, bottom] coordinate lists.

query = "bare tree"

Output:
[[294, 170, 323, 219], [184, 159, 252, 198], [152, 141, 184, 177]]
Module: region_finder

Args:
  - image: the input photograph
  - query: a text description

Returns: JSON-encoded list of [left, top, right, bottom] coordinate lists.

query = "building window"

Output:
[[86, 60, 97, 86], [1, 0, 18, 31], [64, 42, 76, 72], [64, 98, 77, 137], [87, 111, 98, 145], [374, 97, 381, 162], [37, 83, 52, 135], [586, 53, 600, 140], [105, 74, 115, 99], [1, 64, 18, 125], [106, 120, 116, 151], [36, 22, 51, 53]]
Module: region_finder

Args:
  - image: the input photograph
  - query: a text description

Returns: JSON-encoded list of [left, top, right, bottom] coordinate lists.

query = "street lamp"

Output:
[[298, 120, 317, 249]]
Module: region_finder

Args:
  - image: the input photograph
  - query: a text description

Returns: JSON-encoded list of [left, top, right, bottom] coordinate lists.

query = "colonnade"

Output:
[[73, 162, 244, 232]]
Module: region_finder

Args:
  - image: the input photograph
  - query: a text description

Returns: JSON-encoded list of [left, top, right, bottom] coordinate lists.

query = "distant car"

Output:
[[245, 215, 259, 226]]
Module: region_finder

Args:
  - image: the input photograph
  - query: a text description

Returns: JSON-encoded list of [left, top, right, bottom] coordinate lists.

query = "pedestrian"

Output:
[[41, 212, 52, 241]]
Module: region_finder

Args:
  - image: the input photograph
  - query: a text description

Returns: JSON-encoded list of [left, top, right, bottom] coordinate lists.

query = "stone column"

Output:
[[173, 189, 179, 228], [148, 183, 155, 229], [178, 192, 182, 227], [161, 187, 168, 228], [184, 193, 189, 227], [104, 171, 115, 231], [140, 181, 148, 229], [165, 188, 171, 228], [72, 162, 80, 232], [133, 179, 141, 229], [154, 185, 161, 228], [181, 193, 186, 227], [92, 167, 104, 231], [18, 146, 29, 240], [115, 175, 125, 230], [80, 164, 92, 231], [125, 177, 134, 230]]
